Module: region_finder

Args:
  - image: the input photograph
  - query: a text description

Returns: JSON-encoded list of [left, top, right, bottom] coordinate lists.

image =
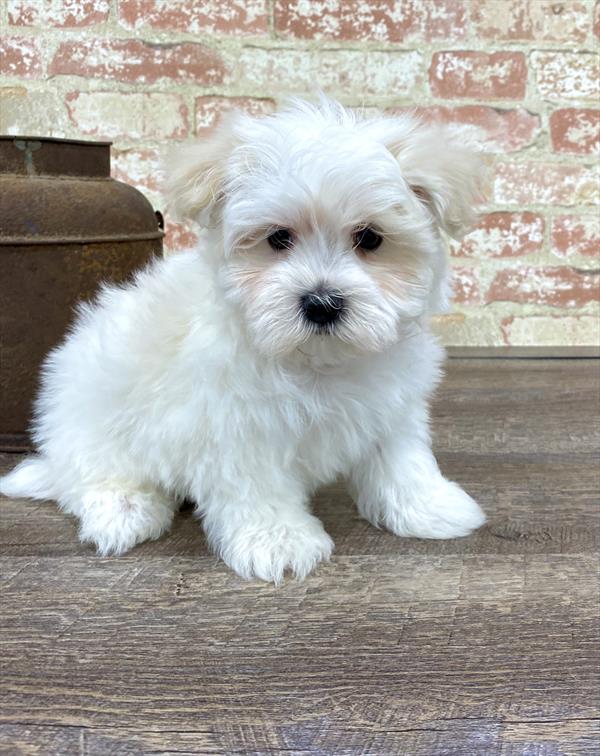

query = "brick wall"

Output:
[[1, 0, 598, 348]]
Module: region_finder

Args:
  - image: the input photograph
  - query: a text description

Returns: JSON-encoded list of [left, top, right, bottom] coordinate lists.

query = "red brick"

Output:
[[274, 0, 467, 42], [532, 52, 599, 101], [392, 105, 540, 153], [494, 162, 599, 206], [452, 267, 481, 305], [8, 0, 110, 27], [472, 0, 589, 42], [453, 212, 545, 258], [487, 267, 599, 307], [50, 39, 225, 85], [550, 109, 600, 155], [551, 216, 600, 259], [66, 92, 189, 140], [119, 0, 268, 35], [0, 36, 42, 78], [195, 96, 275, 134], [429, 51, 527, 100], [164, 222, 199, 254]]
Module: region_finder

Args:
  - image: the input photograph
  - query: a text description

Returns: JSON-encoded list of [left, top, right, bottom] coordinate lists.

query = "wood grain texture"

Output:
[[1, 359, 599, 755]]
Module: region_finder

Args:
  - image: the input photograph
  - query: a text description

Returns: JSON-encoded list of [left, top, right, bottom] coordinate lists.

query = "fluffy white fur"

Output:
[[0, 98, 486, 582]]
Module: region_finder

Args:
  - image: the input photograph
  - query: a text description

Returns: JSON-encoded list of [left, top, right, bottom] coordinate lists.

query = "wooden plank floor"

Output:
[[1, 358, 599, 755]]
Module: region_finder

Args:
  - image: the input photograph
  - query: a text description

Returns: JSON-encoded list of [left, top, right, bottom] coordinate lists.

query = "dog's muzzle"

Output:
[[301, 288, 345, 327]]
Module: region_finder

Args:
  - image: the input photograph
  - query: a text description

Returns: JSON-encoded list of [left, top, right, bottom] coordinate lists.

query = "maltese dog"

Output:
[[1, 97, 486, 582]]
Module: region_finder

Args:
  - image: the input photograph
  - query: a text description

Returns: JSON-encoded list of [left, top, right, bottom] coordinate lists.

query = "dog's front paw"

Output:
[[210, 513, 334, 583], [363, 479, 486, 540]]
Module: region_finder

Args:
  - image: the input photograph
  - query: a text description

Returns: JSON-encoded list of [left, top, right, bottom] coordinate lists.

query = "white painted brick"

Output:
[[66, 91, 189, 141], [231, 48, 422, 97]]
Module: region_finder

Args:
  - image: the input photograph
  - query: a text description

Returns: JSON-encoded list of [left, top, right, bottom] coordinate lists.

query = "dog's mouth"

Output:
[[309, 321, 339, 336]]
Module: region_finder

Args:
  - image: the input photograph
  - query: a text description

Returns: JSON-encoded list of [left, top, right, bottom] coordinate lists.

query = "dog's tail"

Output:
[[0, 455, 54, 500]]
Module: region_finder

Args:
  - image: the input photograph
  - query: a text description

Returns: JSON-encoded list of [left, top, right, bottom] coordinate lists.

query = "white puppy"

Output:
[[1, 98, 486, 582]]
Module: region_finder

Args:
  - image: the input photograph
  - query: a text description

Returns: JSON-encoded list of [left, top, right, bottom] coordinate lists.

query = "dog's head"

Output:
[[168, 98, 484, 361]]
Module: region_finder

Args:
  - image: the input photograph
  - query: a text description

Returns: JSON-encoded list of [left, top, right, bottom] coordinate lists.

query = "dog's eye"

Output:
[[267, 228, 294, 251], [353, 226, 383, 252]]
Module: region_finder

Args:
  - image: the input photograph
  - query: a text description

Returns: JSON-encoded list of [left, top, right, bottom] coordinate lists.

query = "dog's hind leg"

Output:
[[74, 487, 176, 555], [1, 458, 177, 554], [349, 401, 486, 540]]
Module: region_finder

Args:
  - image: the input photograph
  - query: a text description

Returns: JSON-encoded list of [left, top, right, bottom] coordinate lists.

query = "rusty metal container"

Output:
[[0, 136, 164, 450]]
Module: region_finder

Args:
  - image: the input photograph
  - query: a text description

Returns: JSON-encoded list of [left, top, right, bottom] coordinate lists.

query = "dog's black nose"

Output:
[[301, 290, 345, 326]]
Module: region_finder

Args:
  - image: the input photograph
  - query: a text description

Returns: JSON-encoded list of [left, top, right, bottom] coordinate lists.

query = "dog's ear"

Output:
[[166, 113, 240, 226], [385, 118, 487, 240]]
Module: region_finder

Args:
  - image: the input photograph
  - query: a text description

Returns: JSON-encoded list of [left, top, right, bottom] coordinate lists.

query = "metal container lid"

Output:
[[0, 136, 164, 246], [0, 135, 111, 178]]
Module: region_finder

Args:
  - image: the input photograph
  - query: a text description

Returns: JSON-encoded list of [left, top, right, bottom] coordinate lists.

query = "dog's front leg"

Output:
[[195, 473, 333, 583], [349, 403, 486, 540]]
